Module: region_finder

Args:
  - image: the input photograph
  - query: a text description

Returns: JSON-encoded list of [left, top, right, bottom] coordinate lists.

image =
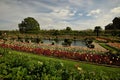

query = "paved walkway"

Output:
[[92, 42, 107, 52]]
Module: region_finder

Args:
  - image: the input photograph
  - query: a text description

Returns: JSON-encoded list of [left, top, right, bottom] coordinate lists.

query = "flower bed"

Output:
[[0, 41, 120, 66], [96, 38, 108, 43], [1, 39, 106, 54], [1, 48, 120, 80], [107, 43, 120, 49]]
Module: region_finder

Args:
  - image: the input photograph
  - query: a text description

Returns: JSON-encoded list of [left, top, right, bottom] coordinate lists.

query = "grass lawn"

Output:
[[0, 48, 120, 79]]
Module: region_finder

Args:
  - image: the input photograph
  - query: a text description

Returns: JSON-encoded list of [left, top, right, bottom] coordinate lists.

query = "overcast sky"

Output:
[[0, 0, 120, 30]]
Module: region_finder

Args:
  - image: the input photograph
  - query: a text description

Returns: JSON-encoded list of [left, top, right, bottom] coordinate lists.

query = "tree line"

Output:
[[18, 17, 95, 36], [12, 16, 120, 37]]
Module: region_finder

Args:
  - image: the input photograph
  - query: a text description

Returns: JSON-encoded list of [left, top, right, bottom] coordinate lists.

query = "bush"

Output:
[[51, 41, 55, 45], [0, 47, 120, 79], [34, 37, 41, 43], [54, 37, 59, 43], [87, 44, 95, 48], [85, 38, 94, 48], [62, 39, 72, 46]]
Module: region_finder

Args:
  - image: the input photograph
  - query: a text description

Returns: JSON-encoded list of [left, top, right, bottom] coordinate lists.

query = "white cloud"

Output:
[[78, 13, 83, 16], [87, 9, 101, 16], [73, 11, 115, 30], [91, 14, 113, 29], [55, 9, 70, 17], [111, 7, 120, 14], [69, 0, 82, 6], [68, 0, 93, 7], [0, 0, 120, 30], [50, 8, 75, 19]]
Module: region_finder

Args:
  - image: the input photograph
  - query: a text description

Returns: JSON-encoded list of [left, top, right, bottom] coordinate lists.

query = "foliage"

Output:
[[0, 48, 120, 80], [62, 39, 72, 46], [85, 38, 95, 48], [51, 41, 55, 45], [66, 27, 72, 31], [105, 17, 120, 36], [105, 17, 120, 30], [35, 37, 41, 43], [105, 23, 114, 30], [52, 30, 60, 36], [18, 17, 40, 33], [0, 29, 96, 38], [99, 43, 120, 53], [94, 26, 102, 37], [0, 42, 120, 66], [54, 37, 59, 43], [113, 17, 120, 29]]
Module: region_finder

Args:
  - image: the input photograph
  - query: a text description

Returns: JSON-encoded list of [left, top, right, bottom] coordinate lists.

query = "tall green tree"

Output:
[[94, 26, 102, 37], [52, 30, 60, 36], [18, 17, 40, 33], [66, 27, 72, 31], [113, 17, 120, 29], [105, 17, 120, 36]]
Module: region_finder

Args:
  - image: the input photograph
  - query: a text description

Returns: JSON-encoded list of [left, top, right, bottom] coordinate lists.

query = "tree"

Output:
[[105, 17, 120, 36], [113, 17, 120, 29], [18, 17, 40, 33], [62, 39, 72, 46], [66, 27, 72, 31], [94, 26, 102, 37], [105, 17, 120, 30], [52, 30, 60, 36], [105, 23, 114, 30]]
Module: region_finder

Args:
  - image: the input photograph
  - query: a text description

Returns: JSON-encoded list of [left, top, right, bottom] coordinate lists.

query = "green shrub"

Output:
[[62, 39, 72, 46]]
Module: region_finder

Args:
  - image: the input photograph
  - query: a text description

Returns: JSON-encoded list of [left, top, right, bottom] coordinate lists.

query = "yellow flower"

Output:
[[77, 67, 82, 71]]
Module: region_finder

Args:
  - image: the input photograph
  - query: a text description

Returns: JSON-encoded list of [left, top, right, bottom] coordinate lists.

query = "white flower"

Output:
[[38, 61, 43, 65]]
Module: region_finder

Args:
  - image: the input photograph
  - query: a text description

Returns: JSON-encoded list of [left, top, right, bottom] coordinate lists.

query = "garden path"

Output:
[[92, 42, 107, 52]]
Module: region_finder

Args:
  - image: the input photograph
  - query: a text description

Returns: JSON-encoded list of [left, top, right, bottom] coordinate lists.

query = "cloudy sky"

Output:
[[0, 0, 120, 30]]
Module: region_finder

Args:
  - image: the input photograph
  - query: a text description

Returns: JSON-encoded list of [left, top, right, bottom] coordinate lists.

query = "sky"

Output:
[[0, 0, 120, 30]]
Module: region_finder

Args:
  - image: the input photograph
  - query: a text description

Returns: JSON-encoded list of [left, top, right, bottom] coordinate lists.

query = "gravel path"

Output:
[[92, 42, 107, 52]]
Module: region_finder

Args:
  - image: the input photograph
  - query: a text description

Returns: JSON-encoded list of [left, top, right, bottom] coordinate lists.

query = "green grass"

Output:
[[0, 48, 120, 79], [8, 50, 120, 73]]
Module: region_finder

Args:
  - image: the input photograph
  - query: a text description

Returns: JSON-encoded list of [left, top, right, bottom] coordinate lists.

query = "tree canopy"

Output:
[[18, 17, 40, 33], [105, 17, 120, 30], [105, 17, 120, 36], [94, 26, 102, 37], [66, 27, 72, 31]]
